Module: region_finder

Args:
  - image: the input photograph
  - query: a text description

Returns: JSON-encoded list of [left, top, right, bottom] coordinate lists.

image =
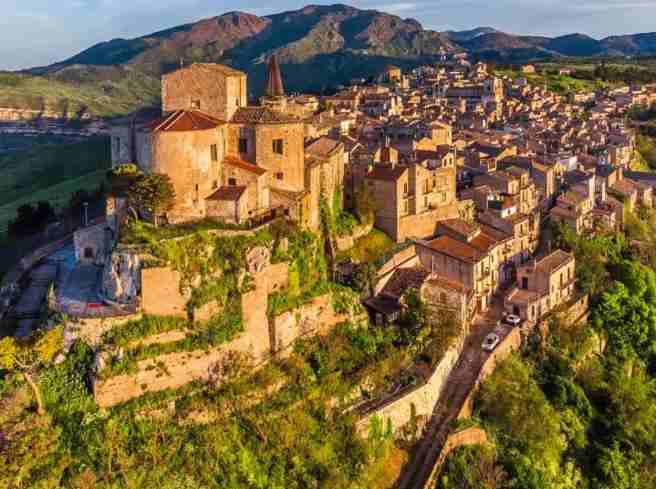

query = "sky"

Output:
[[1, 0, 655, 70]]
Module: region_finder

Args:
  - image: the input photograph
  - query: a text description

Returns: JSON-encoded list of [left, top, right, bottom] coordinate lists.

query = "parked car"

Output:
[[505, 314, 522, 326], [482, 333, 501, 352]]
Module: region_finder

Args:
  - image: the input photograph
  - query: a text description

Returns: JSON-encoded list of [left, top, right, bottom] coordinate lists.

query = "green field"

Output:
[[494, 67, 611, 94], [0, 137, 111, 233]]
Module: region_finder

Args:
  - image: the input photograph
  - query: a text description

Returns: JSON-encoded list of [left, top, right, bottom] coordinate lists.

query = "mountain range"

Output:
[[4, 3, 656, 118]]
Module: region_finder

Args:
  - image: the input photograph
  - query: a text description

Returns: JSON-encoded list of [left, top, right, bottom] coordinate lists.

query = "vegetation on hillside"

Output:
[[439, 214, 656, 489], [0, 68, 159, 118]]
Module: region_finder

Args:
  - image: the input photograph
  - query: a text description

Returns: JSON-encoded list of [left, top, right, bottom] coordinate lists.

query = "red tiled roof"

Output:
[[425, 235, 484, 264], [366, 164, 407, 182], [143, 110, 224, 132], [223, 156, 267, 176], [380, 267, 430, 298], [206, 186, 247, 201]]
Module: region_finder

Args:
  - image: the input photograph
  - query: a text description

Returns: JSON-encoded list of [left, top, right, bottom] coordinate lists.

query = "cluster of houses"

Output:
[[106, 52, 656, 330]]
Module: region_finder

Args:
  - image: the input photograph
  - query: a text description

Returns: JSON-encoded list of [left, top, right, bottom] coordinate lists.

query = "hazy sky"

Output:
[[1, 0, 655, 70]]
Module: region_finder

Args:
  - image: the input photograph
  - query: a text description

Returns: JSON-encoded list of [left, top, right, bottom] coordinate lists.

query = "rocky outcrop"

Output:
[[101, 251, 141, 305], [0, 108, 106, 136]]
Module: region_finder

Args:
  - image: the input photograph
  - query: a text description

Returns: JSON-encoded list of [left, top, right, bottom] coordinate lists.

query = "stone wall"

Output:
[[141, 267, 188, 318], [271, 294, 348, 355], [458, 326, 522, 419], [373, 245, 419, 296], [65, 313, 142, 349], [397, 203, 460, 243], [334, 221, 374, 252], [356, 328, 468, 436], [92, 289, 349, 407], [426, 427, 490, 487]]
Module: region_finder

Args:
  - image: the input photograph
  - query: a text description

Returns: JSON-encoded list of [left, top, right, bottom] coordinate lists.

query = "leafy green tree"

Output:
[[0, 326, 63, 415], [128, 172, 176, 226]]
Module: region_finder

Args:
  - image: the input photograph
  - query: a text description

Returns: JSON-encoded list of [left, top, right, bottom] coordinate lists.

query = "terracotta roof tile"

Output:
[[424, 235, 484, 264], [144, 109, 224, 132], [366, 164, 407, 182], [224, 156, 267, 176], [206, 186, 247, 201]]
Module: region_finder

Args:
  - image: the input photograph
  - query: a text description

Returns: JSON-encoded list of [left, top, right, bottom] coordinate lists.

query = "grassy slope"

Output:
[[0, 70, 159, 118], [0, 137, 111, 232], [495, 67, 612, 93]]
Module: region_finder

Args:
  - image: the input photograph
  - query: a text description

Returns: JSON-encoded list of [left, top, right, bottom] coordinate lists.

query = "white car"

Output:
[[505, 314, 522, 326], [482, 333, 501, 352]]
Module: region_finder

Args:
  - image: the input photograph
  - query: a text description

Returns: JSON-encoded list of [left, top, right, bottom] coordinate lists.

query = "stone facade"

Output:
[[74, 221, 112, 266], [162, 64, 247, 121]]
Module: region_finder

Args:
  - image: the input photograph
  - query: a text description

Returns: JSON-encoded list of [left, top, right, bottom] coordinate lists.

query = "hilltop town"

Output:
[[3, 46, 656, 488]]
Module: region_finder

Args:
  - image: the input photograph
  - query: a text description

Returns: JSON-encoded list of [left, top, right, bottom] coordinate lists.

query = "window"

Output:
[[213, 180, 218, 189], [228, 178, 236, 186], [239, 138, 248, 154], [191, 100, 201, 109], [440, 292, 447, 303], [210, 144, 218, 162], [403, 182, 408, 195], [275, 172, 284, 181], [403, 199, 409, 213], [521, 277, 528, 289], [84, 247, 94, 259], [273, 139, 284, 155], [195, 184, 199, 192]]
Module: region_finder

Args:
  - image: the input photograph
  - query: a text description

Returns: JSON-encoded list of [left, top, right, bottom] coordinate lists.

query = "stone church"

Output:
[[110, 57, 344, 229]]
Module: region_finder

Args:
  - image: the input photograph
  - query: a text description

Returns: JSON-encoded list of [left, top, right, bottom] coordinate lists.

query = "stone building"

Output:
[[110, 60, 340, 229], [504, 250, 575, 323], [364, 150, 459, 242]]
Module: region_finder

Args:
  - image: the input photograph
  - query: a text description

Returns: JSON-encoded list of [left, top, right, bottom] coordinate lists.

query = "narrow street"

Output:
[[395, 299, 509, 489]]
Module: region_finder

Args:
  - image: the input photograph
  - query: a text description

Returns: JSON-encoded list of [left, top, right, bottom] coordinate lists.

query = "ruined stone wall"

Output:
[[356, 329, 467, 436], [140, 267, 188, 318], [271, 294, 350, 355], [66, 313, 142, 349]]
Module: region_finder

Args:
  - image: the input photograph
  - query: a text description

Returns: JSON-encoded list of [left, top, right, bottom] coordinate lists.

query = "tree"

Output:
[[8, 201, 55, 238], [0, 326, 63, 415], [127, 173, 176, 226]]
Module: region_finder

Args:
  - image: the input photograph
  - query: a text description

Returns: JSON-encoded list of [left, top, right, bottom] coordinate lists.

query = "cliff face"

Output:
[[0, 107, 107, 136]]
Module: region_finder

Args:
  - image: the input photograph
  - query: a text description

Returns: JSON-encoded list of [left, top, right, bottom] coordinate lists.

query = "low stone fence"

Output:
[[356, 326, 468, 437], [457, 326, 522, 420], [425, 427, 490, 487]]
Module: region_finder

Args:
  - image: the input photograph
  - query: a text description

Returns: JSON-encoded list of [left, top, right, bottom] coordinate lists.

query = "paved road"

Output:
[[395, 301, 507, 489]]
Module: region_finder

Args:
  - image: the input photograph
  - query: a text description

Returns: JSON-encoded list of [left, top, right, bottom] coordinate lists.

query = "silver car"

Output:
[[482, 333, 501, 352], [505, 314, 522, 326]]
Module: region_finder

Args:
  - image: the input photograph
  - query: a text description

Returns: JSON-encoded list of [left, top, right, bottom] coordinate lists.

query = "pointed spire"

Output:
[[265, 54, 285, 98]]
